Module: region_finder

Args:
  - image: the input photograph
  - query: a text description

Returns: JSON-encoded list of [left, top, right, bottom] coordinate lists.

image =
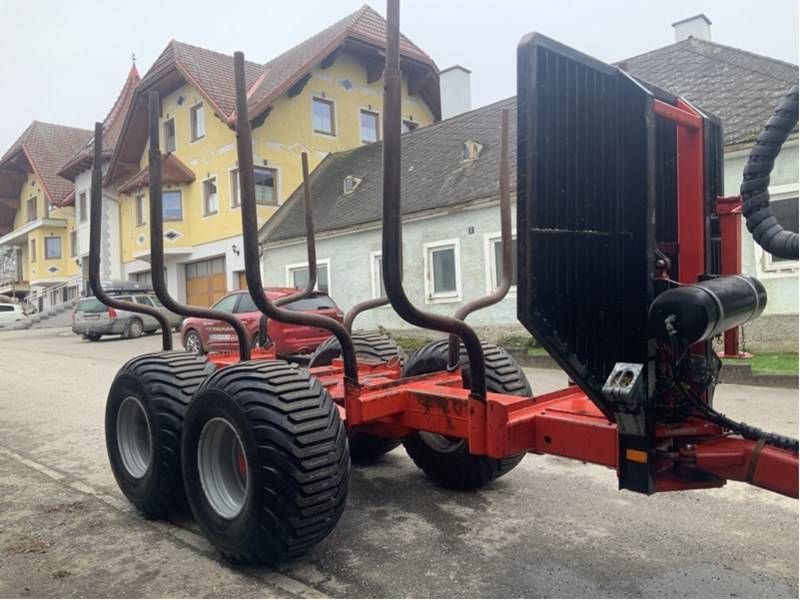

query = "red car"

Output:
[[181, 288, 343, 356]]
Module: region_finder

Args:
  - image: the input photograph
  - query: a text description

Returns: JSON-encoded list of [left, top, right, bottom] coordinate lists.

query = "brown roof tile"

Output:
[[0, 121, 91, 206], [117, 153, 196, 194]]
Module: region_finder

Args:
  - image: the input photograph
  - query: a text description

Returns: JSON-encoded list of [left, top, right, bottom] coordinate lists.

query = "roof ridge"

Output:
[[678, 38, 798, 84], [686, 36, 799, 71]]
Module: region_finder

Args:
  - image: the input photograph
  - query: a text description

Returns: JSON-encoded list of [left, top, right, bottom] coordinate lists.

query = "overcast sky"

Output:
[[0, 0, 797, 151]]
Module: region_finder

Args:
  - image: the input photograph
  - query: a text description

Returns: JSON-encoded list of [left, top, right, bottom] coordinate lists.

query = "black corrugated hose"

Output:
[[740, 85, 799, 260]]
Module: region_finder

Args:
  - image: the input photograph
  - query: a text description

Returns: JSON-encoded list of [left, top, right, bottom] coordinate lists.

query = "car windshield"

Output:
[[149, 296, 164, 307], [77, 297, 107, 313], [284, 294, 337, 311]]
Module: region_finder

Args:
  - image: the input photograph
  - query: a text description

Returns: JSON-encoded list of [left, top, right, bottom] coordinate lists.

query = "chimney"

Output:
[[671, 14, 712, 42], [439, 65, 472, 120]]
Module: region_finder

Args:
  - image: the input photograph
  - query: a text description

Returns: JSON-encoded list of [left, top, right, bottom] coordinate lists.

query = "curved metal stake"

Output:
[[447, 108, 512, 367], [146, 92, 251, 360], [344, 297, 388, 333], [88, 122, 173, 350], [256, 152, 318, 345], [233, 51, 359, 384], [380, 0, 486, 400]]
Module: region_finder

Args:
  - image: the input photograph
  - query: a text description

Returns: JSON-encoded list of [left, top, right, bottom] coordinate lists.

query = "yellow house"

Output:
[[106, 4, 440, 306], [0, 121, 91, 311]]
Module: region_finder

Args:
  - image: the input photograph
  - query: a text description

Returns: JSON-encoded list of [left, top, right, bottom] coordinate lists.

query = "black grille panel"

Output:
[[516, 34, 656, 412]]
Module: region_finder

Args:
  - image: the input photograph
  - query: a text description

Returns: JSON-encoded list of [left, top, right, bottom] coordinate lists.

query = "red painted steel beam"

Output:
[[653, 100, 702, 130], [682, 436, 799, 498], [716, 195, 747, 357]]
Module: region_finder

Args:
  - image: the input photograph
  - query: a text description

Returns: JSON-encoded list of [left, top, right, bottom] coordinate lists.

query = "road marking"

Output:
[[0, 444, 327, 599]]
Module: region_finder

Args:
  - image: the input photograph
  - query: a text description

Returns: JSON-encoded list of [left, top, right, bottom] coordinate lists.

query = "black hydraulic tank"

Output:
[[648, 275, 767, 345]]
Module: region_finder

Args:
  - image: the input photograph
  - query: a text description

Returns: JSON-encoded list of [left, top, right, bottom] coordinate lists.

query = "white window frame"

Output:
[[757, 184, 799, 275], [370, 250, 385, 299], [311, 95, 337, 138], [162, 117, 177, 153], [78, 191, 87, 223], [135, 193, 147, 226], [358, 107, 381, 144], [253, 165, 280, 206], [228, 166, 241, 208], [285, 258, 332, 296], [189, 102, 205, 142], [201, 175, 219, 217], [483, 230, 517, 296], [423, 239, 462, 304]]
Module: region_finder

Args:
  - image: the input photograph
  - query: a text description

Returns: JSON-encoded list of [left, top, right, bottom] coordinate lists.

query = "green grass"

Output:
[[393, 336, 433, 353], [526, 346, 550, 357], [723, 352, 799, 375]]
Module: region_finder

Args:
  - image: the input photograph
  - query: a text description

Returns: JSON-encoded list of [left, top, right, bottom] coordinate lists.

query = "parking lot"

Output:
[[0, 327, 797, 598]]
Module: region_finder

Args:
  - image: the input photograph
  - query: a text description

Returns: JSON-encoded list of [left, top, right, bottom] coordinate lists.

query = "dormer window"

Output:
[[461, 140, 483, 161], [343, 175, 362, 195]]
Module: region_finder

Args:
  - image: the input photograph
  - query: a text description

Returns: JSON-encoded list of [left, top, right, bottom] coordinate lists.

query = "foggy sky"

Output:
[[0, 0, 797, 151]]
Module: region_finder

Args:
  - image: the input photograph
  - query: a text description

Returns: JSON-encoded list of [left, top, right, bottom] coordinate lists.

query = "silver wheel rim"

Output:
[[116, 396, 153, 478], [130, 320, 142, 337], [186, 333, 200, 354], [197, 418, 249, 519], [418, 431, 464, 454]]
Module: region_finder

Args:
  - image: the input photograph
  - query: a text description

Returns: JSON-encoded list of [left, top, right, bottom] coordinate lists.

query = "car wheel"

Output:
[[184, 330, 204, 355], [87, 333, 102, 342], [125, 318, 144, 339], [401, 340, 531, 490]]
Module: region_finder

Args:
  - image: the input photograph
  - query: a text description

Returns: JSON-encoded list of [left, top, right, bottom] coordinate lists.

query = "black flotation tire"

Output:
[[181, 360, 350, 565], [105, 351, 214, 518], [401, 339, 531, 490]]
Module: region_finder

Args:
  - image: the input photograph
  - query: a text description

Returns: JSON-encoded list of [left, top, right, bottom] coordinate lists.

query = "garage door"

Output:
[[185, 257, 227, 307]]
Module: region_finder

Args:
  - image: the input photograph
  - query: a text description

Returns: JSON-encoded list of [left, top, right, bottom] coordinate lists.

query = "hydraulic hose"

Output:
[[740, 85, 799, 260]]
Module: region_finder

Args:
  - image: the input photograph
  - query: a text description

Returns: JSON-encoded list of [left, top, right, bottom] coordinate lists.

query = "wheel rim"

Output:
[[185, 333, 200, 354], [197, 417, 249, 519], [130, 321, 142, 337], [116, 396, 153, 478], [418, 431, 464, 454]]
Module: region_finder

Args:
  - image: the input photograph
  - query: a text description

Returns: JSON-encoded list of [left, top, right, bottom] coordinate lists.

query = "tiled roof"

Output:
[[118, 153, 196, 194], [246, 4, 435, 117], [0, 121, 91, 205], [619, 37, 798, 145], [59, 64, 141, 182], [262, 98, 515, 243], [107, 4, 438, 185]]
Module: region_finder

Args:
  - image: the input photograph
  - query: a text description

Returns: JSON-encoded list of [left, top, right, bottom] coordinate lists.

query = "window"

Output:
[[424, 240, 460, 302], [78, 191, 87, 223], [287, 261, 329, 294], [27, 197, 37, 222], [212, 294, 239, 313], [70, 230, 77, 257], [254, 167, 277, 206], [371, 251, 385, 299], [312, 97, 335, 136], [402, 120, 418, 133], [162, 190, 183, 221], [30, 239, 36, 262], [762, 194, 799, 270], [202, 178, 218, 216], [163, 118, 176, 153], [343, 175, 362, 195], [235, 293, 257, 313], [131, 270, 152, 288], [45, 236, 62, 259], [135, 194, 146, 226], [285, 294, 337, 311], [190, 103, 205, 141], [134, 295, 154, 306], [360, 109, 379, 143], [486, 233, 518, 293], [229, 169, 241, 207]]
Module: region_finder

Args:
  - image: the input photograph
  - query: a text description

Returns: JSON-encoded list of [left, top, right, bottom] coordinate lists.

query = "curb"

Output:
[[507, 349, 798, 390]]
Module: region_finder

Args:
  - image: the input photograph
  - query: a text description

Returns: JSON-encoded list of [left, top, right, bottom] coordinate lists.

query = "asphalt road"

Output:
[[0, 327, 797, 598]]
